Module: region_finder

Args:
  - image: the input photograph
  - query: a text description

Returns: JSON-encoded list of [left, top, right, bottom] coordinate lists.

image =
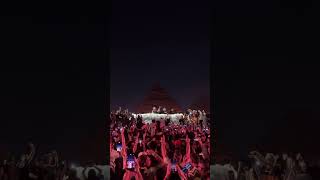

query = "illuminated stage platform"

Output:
[[132, 113, 184, 124]]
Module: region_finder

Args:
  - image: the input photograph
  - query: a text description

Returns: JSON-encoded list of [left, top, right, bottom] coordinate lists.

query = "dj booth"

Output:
[[132, 113, 184, 124]]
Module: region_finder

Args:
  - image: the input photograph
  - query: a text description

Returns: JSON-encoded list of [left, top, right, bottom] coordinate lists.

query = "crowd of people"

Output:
[[5, 105, 319, 180], [110, 106, 211, 180], [0, 142, 106, 180], [211, 150, 319, 180]]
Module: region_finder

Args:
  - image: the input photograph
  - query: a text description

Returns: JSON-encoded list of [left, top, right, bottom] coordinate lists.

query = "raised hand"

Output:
[[134, 157, 142, 175], [146, 149, 154, 155], [120, 127, 125, 134], [161, 136, 166, 144], [185, 136, 190, 144]]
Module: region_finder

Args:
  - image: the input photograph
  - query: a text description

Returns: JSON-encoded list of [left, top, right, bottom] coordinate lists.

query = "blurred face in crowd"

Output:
[[300, 162, 307, 172], [115, 158, 123, 169], [201, 134, 207, 143], [192, 141, 200, 150], [130, 141, 135, 148], [52, 150, 57, 156], [113, 135, 120, 143], [282, 153, 288, 160], [180, 128, 186, 135], [26, 142, 34, 154], [198, 162, 206, 174], [47, 153, 53, 162], [139, 155, 152, 168], [146, 157, 152, 167], [174, 151, 182, 163], [296, 153, 302, 160], [20, 154, 26, 161]]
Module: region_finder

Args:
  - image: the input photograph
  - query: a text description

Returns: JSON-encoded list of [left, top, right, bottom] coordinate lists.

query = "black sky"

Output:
[[110, 1, 211, 110], [0, 16, 108, 161], [213, 0, 320, 157]]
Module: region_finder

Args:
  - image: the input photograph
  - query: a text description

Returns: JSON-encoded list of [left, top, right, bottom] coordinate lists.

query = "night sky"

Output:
[[0, 16, 108, 161], [213, 0, 320, 158], [1, 0, 319, 163], [110, 1, 211, 110]]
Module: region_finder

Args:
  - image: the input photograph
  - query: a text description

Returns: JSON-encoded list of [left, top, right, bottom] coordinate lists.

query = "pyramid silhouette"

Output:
[[136, 83, 182, 113]]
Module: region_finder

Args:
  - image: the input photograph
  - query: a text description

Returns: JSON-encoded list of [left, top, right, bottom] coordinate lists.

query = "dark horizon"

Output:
[[110, 1, 211, 111]]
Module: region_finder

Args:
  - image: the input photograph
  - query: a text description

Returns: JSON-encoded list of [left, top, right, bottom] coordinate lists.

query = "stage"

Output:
[[132, 113, 184, 124]]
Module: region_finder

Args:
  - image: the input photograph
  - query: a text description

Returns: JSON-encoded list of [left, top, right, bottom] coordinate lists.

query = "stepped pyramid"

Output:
[[136, 84, 182, 113]]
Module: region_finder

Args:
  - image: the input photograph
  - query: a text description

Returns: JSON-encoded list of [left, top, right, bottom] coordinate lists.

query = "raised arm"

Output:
[[161, 136, 169, 164], [82, 167, 88, 180], [121, 128, 126, 156], [93, 165, 103, 177], [185, 136, 191, 162], [134, 157, 143, 180], [163, 161, 171, 180], [120, 128, 127, 169], [62, 161, 68, 179], [145, 150, 166, 175], [237, 162, 242, 176], [142, 131, 147, 151], [27, 143, 35, 165], [146, 150, 164, 164], [177, 165, 188, 180], [53, 151, 59, 168], [133, 133, 140, 153], [272, 155, 279, 167], [122, 172, 130, 180]]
